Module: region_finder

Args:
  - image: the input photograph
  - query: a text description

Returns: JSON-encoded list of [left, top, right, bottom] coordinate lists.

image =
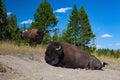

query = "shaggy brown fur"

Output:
[[22, 29, 44, 46], [45, 42, 108, 70]]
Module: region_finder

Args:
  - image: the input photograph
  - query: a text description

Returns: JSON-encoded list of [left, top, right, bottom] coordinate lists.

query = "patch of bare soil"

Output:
[[0, 54, 120, 80]]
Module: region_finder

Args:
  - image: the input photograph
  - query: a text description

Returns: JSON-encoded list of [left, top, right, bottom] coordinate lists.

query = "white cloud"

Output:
[[54, 7, 72, 13], [115, 43, 120, 46], [7, 12, 12, 16], [101, 34, 112, 38], [20, 19, 33, 24]]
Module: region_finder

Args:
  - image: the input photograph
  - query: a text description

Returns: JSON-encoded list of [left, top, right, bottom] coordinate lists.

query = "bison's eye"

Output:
[[46, 53, 53, 57]]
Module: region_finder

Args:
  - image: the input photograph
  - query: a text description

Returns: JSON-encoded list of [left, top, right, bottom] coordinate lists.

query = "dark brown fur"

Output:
[[45, 42, 108, 70], [22, 29, 44, 46]]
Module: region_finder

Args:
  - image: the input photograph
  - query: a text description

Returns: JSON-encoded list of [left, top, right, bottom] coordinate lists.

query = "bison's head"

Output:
[[45, 41, 64, 66]]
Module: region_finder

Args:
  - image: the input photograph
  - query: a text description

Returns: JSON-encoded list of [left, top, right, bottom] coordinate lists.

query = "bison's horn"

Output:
[[56, 45, 61, 50]]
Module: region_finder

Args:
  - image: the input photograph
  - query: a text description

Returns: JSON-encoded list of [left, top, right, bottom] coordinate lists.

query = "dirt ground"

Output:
[[0, 53, 120, 80]]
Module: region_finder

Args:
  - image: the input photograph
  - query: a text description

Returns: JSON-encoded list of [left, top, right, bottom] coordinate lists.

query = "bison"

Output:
[[45, 41, 108, 70], [21, 29, 44, 46]]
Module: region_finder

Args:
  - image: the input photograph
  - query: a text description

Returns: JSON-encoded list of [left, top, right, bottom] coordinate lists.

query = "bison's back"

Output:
[[28, 29, 38, 39], [61, 43, 90, 68], [61, 43, 90, 57]]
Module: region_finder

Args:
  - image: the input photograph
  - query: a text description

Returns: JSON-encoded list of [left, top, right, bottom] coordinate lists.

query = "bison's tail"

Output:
[[102, 62, 108, 67]]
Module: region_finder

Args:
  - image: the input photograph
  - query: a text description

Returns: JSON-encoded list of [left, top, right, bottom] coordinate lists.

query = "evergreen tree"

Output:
[[110, 49, 115, 57], [0, 0, 7, 40], [30, 0, 58, 33], [52, 30, 59, 42], [42, 32, 51, 44], [115, 50, 120, 58], [5, 14, 19, 40], [61, 5, 95, 52], [61, 26, 72, 43], [23, 23, 27, 31], [79, 6, 95, 51], [68, 4, 80, 45]]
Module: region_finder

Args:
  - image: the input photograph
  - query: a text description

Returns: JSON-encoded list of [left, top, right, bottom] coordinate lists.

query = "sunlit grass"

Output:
[[92, 52, 120, 63], [0, 41, 120, 63], [0, 41, 46, 55]]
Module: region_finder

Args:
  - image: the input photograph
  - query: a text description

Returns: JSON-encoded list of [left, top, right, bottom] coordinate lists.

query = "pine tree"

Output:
[[5, 14, 19, 40], [68, 4, 80, 45], [52, 30, 59, 42], [23, 23, 27, 31], [61, 5, 95, 52], [61, 26, 73, 43], [42, 32, 51, 44], [115, 50, 120, 58], [30, 0, 58, 33], [79, 6, 95, 51], [0, 0, 7, 40], [110, 49, 115, 57]]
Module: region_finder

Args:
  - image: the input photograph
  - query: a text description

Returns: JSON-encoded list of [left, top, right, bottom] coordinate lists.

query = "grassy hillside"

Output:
[[92, 53, 120, 63], [0, 41, 46, 55], [0, 41, 120, 63]]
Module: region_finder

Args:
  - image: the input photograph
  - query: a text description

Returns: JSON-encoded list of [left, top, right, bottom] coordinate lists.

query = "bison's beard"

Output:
[[45, 55, 60, 66]]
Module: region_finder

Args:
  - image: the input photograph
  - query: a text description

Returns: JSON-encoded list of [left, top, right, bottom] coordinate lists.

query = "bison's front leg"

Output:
[[29, 40, 37, 47]]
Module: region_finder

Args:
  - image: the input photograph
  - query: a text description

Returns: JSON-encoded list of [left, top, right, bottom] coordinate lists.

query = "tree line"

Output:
[[96, 49, 120, 58], [0, 0, 120, 58], [0, 0, 22, 42], [30, 0, 95, 52], [0, 0, 95, 50]]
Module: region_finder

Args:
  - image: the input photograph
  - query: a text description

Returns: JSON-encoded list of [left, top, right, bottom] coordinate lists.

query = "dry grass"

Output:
[[0, 41, 119, 63], [92, 53, 120, 63], [0, 41, 46, 55]]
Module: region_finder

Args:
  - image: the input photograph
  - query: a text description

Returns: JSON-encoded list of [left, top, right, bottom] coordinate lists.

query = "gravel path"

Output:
[[0, 54, 120, 80]]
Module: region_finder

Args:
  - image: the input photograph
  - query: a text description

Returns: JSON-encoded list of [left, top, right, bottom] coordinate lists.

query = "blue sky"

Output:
[[5, 0, 120, 49]]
